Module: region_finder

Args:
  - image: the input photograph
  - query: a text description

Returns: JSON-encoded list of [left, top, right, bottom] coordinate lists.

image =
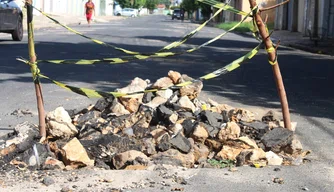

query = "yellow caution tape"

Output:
[[18, 42, 261, 98], [266, 47, 275, 53], [36, 7, 257, 65], [31, 4, 225, 56]]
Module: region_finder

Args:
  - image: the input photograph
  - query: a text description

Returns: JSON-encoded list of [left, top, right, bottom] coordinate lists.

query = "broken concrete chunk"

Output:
[[191, 123, 209, 144], [46, 107, 78, 139], [145, 96, 168, 109], [261, 127, 294, 153], [119, 97, 141, 113], [109, 99, 131, 116], [77, 111, 101, 126], [180, 81, 203, 100], [193, 143, 209, 163], [283, 135, 303, 154], [5, 122, 39, 147], [156, 89, 173, 100], [200, 110, 224, 128], [113, 150, 148, 169], [216, 145, 242, 161], [266, 151, 283, 166], [44, 157, 65, 170], [279, 121, 298, 132], [152, 77, 174, 88], [94, 97, 112, 112], [178, 96, 196, 112], [170, 133, 192, 153], [142, 92, 155, 103], [168, 70, 181, 84], [152, 149, 195, 168], [262, 110, 279, 122], [116, 77, 148, 99], [217, 122, 240, 142], [238, 136, 258, 149], [62, 138, 94, 168], [181, 119, 196, 137]]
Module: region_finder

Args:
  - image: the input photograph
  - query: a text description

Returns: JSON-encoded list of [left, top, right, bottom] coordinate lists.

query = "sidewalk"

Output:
[[271, 30, 334, 56], [24, 14, 125, 30]]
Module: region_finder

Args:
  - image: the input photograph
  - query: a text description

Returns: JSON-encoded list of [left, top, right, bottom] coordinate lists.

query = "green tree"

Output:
[[158, 0, 171, 8], [180, 0, 199, 18], [145, 0, 158, 10], [117, 0, 146, 9]]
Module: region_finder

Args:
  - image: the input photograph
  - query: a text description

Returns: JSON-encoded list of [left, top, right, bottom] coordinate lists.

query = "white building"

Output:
[[32, 0, 115, 16]]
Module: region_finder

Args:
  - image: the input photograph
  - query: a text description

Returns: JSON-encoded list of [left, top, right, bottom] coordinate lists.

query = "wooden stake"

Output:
[[26, 0, 46, 138], [248, 0, 292, 130]]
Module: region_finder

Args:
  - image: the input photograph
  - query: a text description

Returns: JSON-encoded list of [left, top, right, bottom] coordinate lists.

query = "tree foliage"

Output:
[[117, 0, 147, 9], [145, 0, 158, 10], [180, 0, 199, 14], [158, 0, 171, 8]]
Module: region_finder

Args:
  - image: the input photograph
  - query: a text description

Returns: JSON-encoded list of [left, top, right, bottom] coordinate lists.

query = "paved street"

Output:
[[0, 15, 333, 191]]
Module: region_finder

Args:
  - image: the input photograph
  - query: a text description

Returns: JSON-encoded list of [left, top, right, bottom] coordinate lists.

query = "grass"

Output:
[[217, 21, 274, 33], [207, 159, 235, 168]]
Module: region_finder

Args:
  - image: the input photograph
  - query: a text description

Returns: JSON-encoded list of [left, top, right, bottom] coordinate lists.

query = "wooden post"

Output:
[[248, 0, 292, 130], [26, 0, 47, 138]]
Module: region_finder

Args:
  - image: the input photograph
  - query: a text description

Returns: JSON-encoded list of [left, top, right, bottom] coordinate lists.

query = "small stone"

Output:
[[205, 139, 222, 152], [178, 96, 196, 112], [274, 168, 281, 171], [60, 187, 71, 192], [152, 77, 174, 88], [266, 151, 283, 166], [273, 177, 284, 184], [42, 176, 55, 186], [238, 136, 258, 149], [168, 70, 181, 84], [168, 123, 183, 136], [44, 157, 65, 170], [191, 123, 209, 144], [302, 187, 309, 191]]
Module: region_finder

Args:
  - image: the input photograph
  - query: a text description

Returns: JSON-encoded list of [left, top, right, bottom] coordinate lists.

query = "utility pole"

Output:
[[248, 0, 292, 130], [26, 0, 47, 138]]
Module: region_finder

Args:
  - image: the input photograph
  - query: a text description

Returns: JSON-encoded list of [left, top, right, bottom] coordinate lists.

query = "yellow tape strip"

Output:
[[24, 42, 261, 98], [36, 7, 257, 65], [198, 0, 248, 16], [31, 4, 225, 56], [266, 47, 275, 53]]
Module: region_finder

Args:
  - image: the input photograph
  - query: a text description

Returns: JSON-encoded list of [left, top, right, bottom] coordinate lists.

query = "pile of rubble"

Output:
[[0, 71, 309, 171]]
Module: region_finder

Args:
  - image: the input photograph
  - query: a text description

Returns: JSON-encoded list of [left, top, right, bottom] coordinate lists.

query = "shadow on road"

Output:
[[0, 35, 333, 125]]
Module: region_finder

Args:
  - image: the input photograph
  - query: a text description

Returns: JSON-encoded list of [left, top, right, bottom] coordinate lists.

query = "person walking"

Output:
[[85, 0, 95, 26]]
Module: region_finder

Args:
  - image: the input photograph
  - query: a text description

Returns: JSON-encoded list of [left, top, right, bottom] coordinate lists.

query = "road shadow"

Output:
[[0, 34, 333, 128]]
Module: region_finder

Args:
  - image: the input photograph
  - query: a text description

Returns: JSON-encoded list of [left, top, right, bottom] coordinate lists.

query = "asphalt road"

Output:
[[0, 15, 333, 191]]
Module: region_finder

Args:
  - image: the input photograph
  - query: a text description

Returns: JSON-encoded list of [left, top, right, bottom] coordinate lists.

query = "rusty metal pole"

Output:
[[248, 0, 292, 130], [26, 0, 47, 138]]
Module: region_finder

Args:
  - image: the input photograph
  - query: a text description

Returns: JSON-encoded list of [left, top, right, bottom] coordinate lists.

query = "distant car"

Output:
[[172, 9, 180, 20], [0, 0, 23, 41], [116, 8, 138, 17]]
